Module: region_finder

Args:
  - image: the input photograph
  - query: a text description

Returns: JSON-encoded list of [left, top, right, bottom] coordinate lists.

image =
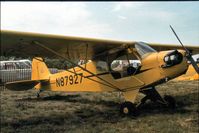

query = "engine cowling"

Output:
[[162, 50, 183, 68]]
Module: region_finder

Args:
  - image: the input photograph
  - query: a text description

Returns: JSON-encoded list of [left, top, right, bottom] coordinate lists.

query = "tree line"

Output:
[[0, 56, 77, 69]]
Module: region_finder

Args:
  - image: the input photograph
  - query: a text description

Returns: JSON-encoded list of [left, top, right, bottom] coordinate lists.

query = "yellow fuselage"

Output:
[[34, 49, 188, 102]]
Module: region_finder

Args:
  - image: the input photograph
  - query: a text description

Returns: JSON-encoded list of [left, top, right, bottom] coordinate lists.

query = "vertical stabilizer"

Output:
[[31, 57, 51, 80]]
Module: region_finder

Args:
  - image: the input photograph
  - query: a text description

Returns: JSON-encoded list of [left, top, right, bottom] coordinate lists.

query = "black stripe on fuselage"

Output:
[[136, 68, 152, 74], [85, 72, 110, 78], [85, 67, 152, 78]]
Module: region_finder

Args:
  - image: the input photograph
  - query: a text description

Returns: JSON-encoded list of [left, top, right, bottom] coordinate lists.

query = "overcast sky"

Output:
[[1, 2, 199, 46]]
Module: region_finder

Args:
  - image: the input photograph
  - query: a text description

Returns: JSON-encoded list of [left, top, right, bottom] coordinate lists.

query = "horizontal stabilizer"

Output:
[[5, 80, 46, 91]]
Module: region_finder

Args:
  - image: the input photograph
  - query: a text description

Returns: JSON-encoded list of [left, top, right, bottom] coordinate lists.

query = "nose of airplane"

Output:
[[159, 49, 189, 80]]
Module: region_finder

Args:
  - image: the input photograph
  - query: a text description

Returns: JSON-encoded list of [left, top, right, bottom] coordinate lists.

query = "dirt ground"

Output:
[[0, 80, 198, 133]]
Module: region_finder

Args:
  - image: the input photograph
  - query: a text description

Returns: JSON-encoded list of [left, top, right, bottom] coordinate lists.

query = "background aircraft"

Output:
[[0, 59, 59, 86]]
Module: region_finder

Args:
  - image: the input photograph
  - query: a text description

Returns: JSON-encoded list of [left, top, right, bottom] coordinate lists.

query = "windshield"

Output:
[[135, 42, 157, 58]]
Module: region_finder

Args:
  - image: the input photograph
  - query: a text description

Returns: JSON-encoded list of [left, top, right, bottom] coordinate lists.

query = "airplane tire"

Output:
[[120, 101, 139, 116], [164, 95, 176, 109]]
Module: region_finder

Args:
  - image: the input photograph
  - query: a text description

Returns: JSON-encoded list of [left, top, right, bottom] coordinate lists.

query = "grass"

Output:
[[0, 80, 198, 133]]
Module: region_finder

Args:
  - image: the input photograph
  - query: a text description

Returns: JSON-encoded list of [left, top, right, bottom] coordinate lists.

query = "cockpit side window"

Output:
[[108, 50, 141, 79], [96, 60, 109, 72]]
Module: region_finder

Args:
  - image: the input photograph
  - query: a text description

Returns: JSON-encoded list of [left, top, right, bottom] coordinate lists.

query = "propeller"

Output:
[[169, 25, 199, 74]]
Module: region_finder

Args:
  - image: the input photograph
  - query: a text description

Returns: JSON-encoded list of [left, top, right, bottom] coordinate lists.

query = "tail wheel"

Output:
[[37, 93, 40, 98], [120, 101, 139, 116], [164, 95, 176, 109]]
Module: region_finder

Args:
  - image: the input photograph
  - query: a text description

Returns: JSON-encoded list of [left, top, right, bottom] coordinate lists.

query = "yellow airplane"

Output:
[[1, 26, 199, 116]]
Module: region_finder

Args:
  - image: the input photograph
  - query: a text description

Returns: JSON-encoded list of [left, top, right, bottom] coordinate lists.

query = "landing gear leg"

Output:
[[118, 92, 123, 104], [120, 89, 140, 116], [136, 94, 150, 109], [163, 95, 176, 109], [138, 86, 176, 109]]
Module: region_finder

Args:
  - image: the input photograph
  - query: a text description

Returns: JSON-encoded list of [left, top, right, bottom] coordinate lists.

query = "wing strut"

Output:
[[32, 41, 123, 92], [84, 43, 88, 69]]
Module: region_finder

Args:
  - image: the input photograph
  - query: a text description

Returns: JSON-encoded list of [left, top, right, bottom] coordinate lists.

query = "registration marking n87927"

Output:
[[56, 73, 83, 87]]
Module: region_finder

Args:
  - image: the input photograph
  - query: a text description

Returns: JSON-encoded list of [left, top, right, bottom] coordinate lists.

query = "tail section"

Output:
[[6, 57, 50, 91], [31, 57, 51, 80]]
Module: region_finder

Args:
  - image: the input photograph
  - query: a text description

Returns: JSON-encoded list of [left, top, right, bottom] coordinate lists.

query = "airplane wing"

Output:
[[1, 30, 199, 61], [149, 43, 199, 55], [1, 30, 134, 60]]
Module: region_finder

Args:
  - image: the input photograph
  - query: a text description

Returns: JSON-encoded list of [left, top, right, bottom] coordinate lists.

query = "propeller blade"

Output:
[[186, 55, 199, 74], [170, 25, 199, 74]]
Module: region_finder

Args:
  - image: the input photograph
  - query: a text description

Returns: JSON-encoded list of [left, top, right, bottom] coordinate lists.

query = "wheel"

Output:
[[120, 101, 139, 116], [164, 95, 176, 109]]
